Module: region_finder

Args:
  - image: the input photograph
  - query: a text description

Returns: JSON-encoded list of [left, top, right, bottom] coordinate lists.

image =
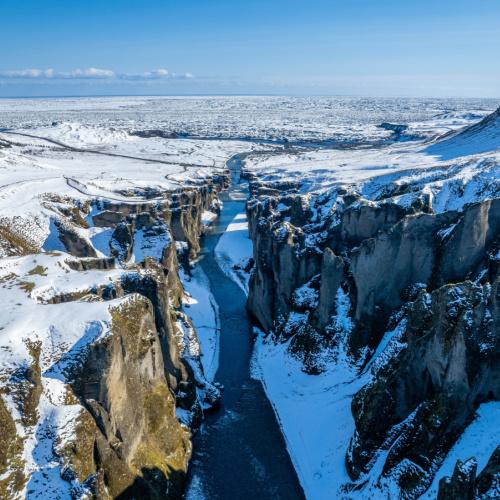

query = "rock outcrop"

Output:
[[245, 164, 499, 496], [67, 294, 191, 498], [347, 279, 499, 496], [0, 175, 227, 498], [248, 188, 499, 352]]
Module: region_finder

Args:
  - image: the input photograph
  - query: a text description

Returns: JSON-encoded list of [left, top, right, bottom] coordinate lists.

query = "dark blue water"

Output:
[[184, 156, 304, 500]]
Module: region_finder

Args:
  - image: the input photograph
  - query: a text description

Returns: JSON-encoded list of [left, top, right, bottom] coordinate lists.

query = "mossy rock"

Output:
[[130, 381, 191, 498], [18, 281, 35, 294], [0, 224, 38, 256], [56, 408, 96, 484], [110, 294, 157, 360], [20, 339, 42, 427], [0, 395, 26, 498], [26, 265, 48, 277]]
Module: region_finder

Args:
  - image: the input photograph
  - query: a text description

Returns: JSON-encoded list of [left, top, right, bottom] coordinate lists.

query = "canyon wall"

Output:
[[246, 174, 499, 497], [0, 175, 227, 498]]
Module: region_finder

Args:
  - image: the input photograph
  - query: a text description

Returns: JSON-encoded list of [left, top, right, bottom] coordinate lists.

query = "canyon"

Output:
[[0, 96, 498, 499]]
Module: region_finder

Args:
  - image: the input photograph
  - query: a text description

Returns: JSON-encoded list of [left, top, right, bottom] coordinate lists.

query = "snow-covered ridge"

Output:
[[426, 106, 500, 159], [242, 106, 500, 212]]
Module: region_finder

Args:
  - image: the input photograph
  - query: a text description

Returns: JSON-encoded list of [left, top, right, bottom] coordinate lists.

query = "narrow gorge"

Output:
[[184, 157, 304, 499]]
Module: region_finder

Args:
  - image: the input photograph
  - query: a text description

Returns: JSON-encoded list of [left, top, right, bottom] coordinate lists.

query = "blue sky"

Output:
[[1, 0, 499, 97]]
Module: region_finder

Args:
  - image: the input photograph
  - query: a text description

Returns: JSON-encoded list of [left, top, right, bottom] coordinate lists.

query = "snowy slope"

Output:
[[242, 108, 500, 215], [426, 106, 500, 159]]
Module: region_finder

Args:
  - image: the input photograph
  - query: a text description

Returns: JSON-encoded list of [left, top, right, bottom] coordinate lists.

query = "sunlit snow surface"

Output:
[[0, 96, 499, 498], [214, 212, 253, 294], [0, 95, 496, 143], [181, 266, 220, 381]]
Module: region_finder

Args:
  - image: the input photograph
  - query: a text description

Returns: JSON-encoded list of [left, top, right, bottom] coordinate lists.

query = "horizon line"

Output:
[[1, 93, 499, 101]]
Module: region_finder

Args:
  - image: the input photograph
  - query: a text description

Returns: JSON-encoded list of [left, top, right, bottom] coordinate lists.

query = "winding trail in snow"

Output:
[[185, 155, 305, 500], [0, 130, 214, 171]]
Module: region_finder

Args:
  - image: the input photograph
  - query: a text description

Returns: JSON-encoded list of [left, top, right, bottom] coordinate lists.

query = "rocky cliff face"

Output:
[[246, 166, 499, 496], [0, 175, 226, 498], [66, 294, 192, 498], [348, 279, 499, 496]]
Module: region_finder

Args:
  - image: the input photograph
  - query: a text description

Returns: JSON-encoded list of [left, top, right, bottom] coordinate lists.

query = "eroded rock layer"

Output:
[[245, 165, 499, 497], [0, 176, 226, 499]]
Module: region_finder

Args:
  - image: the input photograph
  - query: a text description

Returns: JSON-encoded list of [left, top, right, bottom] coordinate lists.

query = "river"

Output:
[[184, 155, 305, 499]]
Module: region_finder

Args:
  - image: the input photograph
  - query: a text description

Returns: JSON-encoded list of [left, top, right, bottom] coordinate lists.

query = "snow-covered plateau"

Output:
[[0, 96, 498, 499]]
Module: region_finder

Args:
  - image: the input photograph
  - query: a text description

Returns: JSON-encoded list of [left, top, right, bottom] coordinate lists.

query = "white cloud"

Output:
[[118, 68, 169, 80], [0, 68, 193, 81], [68, 67, 115, 78], [0, 68, 57, 78]]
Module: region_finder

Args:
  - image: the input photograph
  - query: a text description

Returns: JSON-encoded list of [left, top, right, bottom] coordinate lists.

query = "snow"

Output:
[[240, 102, 499, 218], [130, 227, 171, 263], [23, 385, 89, 499], [251, 330, 369, 499], [250, 288, 371, 499], [0, 95, 496, 144], [201, 210, 218, 228], [214, 212, 253, 294], [243, 138, 499, 214], [42, 219, 66, 252], [181, 267, 220, 381], [292, 279, 319, 310], [425, 108, 500, 160], [363, 319, 407, 375], [88, 226, 113, 257]]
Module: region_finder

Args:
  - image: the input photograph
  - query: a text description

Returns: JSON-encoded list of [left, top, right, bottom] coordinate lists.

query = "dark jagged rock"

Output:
[[379, 122, 409, 135], [247, 193, 499, 351], [129, 129, 180, 139], [314, 248, 345, 330], [65, 257, 116, 271], [436, 199, 500, 287], [347, 279, 499, 495], [437, 446, 500, 499], [110, 221, 134, 262], [476, 446, 500, 497], [438, 458, 477, 500]]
